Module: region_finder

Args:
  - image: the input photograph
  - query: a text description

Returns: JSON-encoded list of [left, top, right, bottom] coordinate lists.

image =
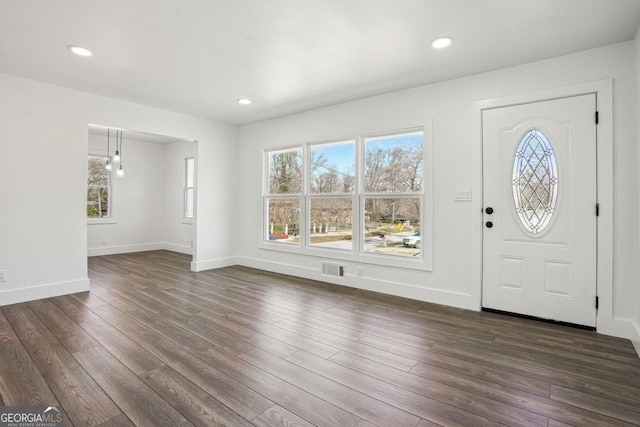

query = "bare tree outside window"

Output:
[[266, 148, 302, 244], [87, 155, 111, 218], [269, 149, 302, 194], [363, 131, 423, 256], [308, 141, 355, 249], [263, 129, 425, 258], [310, 141, 355, 194], [364, 132, 423, 193]]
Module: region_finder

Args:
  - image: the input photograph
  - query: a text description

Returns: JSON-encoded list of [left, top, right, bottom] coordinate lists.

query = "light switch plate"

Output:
[[455, 189, 472, 202]]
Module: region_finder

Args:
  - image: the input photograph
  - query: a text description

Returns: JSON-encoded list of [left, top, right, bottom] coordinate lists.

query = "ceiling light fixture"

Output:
[[431, 36, 453, 49], [67, 45, 93, 57], [237, 98, 252, 105]]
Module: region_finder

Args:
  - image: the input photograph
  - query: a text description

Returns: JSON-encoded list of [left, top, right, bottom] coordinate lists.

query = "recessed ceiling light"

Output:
[[67, 45, 93, 57], [431, 37, 453, 49], [237, 98, 252, 105]]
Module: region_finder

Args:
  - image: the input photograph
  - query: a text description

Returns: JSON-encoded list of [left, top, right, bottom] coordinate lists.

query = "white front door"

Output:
[[482, 94, 597, 327]]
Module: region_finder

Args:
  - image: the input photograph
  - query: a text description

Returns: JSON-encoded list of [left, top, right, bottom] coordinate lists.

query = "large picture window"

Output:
[[263, 127, 430, 268], [87, 155, 111, 218]]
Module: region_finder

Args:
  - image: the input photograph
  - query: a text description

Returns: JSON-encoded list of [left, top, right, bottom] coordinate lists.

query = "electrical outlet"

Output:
[[0, 270, 7, 282]]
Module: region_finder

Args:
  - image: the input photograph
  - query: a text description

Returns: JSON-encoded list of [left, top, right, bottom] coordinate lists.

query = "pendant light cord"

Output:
[[119, 130, 123, 165]]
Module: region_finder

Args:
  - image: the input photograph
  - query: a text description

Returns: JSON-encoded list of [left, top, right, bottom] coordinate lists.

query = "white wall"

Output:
[[633, 27, 640, 353], [238, 42, 637, 339], [164, 140, 195, 254], [0, 72, 237, 306]]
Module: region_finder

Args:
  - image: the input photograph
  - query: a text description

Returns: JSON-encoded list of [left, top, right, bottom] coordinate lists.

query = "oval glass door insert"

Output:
[[512, 129, 558, 234]]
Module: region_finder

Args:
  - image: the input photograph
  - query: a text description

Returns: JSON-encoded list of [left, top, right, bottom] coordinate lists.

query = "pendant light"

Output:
[[116, 130, 125, 177], [113, 129, 121, 163], [105, 129, 112, 171]]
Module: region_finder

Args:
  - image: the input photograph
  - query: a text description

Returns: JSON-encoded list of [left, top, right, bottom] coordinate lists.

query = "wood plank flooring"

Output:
[[1, 250, 639, 426]]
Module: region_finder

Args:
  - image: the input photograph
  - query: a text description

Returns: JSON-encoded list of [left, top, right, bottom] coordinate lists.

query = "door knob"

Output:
[[486, 221, 493, 228], [485, 207, 494, 215]]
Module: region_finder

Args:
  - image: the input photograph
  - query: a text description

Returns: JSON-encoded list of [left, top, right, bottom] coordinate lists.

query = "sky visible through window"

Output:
[[311, 132, 423, 178], [265, 128, 425, 259], [312, 141, 354, 176], [366, 132, 423, 151]]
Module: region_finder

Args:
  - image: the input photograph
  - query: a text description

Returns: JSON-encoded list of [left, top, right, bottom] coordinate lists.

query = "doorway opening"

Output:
[[86, 125, 196, 264]]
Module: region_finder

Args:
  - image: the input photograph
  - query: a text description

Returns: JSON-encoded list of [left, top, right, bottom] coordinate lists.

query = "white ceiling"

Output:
[[1, 0, 640, 125]]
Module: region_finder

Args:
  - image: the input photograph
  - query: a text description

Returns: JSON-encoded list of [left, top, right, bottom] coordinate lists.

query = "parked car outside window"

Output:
[[402, 231, 420, 248]]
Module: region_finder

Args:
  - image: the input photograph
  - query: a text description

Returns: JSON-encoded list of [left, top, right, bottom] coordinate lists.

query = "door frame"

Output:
[[471, 79, 621, 335]]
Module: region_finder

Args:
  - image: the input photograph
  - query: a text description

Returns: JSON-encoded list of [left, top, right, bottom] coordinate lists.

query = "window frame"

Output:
[[307, 139, 356, 251], [184, 157, 195, 222], [263, 146, 304, 246], [87, 154, 115, 225], [261, 125, 433, 271]]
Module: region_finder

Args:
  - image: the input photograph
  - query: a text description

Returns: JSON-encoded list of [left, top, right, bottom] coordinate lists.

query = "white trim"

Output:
[[162, 243, 193, 255], [0, 278, 90, 307], [184, 156, 195, 220], [88, 242, 193, 257], [190, 256, 237, 272], [260, 123, 434, 271], [631, 321, 640, 358], [88, 243, 165, 257], [472, 79, 629, 338], [87, 218, 117, 225], [237, 256, 475, 310]]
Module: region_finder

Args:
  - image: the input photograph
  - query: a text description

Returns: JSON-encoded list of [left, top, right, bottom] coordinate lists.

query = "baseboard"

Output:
[[236, 256, 476, 310], [631, 320, 640, 358], [88, 243, 165, 257], [238, 256, 319, 282], [0, 278, 90, 307], [594, 315, 638, 341], [162, 243, 193, 255], [88, 242, 193, 257], [191, 256, 238, 272]]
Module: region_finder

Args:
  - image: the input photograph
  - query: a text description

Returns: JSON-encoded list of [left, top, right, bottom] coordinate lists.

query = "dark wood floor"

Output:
[[1, 251, 639, 426]]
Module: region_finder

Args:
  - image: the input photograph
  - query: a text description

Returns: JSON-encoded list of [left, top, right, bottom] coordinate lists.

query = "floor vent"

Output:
[[322, 263, 344, 277]]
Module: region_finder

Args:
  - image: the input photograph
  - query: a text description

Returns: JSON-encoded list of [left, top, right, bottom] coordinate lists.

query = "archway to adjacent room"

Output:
[[86, 125, 197, 265]]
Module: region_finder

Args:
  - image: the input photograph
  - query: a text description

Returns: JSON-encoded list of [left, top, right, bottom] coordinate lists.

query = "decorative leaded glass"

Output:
[[512, 130, 558, 234]]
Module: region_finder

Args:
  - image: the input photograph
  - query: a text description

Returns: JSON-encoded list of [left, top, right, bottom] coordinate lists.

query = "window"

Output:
[[265, 148, 302, 244], [87, 155, 111, 218], [363, 131, 423, 255], [309, 140, 355, 250], [263, 128, 430, 268], [184, 157, 195, 219], [512, 130, 558, 234]]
